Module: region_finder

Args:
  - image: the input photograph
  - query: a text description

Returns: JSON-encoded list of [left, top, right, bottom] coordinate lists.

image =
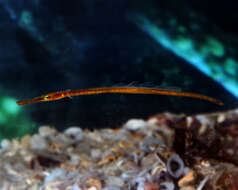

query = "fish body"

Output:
[[17, 86, 223, 106]]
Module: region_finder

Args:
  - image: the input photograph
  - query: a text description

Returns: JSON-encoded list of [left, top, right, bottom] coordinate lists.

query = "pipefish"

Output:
[[16, 87, 223, 106]]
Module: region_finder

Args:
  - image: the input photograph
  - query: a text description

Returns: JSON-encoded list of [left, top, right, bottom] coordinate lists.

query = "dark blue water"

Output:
[[0, 0, 237, 139]]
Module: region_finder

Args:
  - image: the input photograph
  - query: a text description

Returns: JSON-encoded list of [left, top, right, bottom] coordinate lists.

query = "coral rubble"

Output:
[[0, 109, 238, 189]]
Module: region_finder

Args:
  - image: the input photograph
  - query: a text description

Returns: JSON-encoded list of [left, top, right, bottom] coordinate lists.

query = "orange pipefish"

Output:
[[16, 86, 223, 106]]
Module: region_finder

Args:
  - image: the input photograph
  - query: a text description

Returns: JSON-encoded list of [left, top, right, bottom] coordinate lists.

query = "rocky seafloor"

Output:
[[0, 109, 238, 190]]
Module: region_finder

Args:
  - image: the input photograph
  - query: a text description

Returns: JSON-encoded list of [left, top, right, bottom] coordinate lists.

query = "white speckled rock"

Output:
[[64, 127, 84, 141], [30, 134, 48, 150], [106, 176, 124, 187], [124, 119, 146, 131], [39, 126, 57, 137], [1, 139, 11, 150], [44, 168, 67, 184], [72, 184, 81, 190], [91, 149, 102, 159], [87, 187, 97, 190], [102, 186, 121, 190]]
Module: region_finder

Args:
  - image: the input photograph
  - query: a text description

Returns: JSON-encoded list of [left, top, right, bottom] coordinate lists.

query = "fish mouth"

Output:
[[17, 96, 46, 105]]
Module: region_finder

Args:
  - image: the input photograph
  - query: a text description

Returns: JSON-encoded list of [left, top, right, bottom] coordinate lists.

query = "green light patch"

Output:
[[2, 97, 20, 115]]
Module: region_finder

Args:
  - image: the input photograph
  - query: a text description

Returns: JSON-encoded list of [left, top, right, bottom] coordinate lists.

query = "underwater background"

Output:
[[0, 0, 238, 140]]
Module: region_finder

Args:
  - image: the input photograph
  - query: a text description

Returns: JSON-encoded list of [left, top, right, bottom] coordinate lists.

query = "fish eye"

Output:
[[44, 95, 50, 100]]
